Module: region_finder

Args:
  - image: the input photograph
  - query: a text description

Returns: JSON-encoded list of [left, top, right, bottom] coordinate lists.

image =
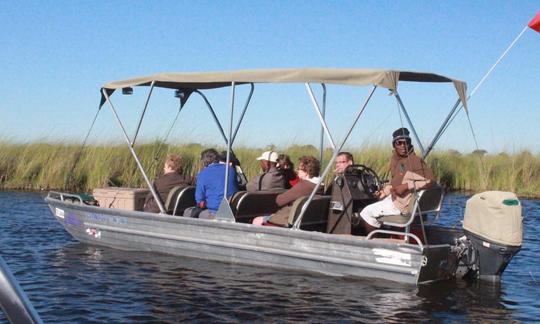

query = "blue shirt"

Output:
[[195, 163, 239, 212]]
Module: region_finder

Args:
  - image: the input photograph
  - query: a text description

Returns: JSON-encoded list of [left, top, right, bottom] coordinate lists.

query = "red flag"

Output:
[[529, 11, 540, 33]]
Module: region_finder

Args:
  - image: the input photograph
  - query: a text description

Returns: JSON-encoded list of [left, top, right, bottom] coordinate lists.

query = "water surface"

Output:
[[0, 191, 538, 322]]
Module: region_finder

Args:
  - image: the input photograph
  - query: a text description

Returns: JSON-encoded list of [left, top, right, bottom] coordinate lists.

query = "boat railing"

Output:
[[373, 185, 444, 244], [366, 230, 424, 249], [47, 191, 84, 204]]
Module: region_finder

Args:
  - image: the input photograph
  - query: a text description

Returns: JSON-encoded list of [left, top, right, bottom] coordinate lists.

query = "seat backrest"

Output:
[[165, 185, 196, 215], [288, 195, 331, 231], [379, 185, 443, 227], [414, 185, 443, 215], [373, 185, 444, 245], [230, 191, 248, 210], [232, 190, 285, 223]]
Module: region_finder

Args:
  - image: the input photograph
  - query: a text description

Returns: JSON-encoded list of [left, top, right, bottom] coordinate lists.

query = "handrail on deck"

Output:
[[366, 229, 424, 249], [47, 191, 84, 204]]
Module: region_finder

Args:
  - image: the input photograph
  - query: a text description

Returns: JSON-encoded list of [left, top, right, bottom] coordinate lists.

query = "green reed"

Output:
[[0, 140, 539, 198]]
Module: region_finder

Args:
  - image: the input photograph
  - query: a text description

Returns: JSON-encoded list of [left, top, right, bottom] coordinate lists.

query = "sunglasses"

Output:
[[394, 140, 408, 147]]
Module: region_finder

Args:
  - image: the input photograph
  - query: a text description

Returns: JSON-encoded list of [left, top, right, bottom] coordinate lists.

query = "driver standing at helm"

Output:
[[359, 128, 435, 233]]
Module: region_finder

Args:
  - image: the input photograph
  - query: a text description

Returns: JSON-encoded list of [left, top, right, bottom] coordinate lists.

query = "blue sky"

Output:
[[1, 1, 539, 154]]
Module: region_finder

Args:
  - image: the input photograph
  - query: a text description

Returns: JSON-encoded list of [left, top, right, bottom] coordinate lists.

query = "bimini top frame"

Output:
[[98, 68, 468, 225]]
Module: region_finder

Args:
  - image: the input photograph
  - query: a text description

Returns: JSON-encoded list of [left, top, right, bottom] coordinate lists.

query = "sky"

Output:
[[1, 1, 539, 154]]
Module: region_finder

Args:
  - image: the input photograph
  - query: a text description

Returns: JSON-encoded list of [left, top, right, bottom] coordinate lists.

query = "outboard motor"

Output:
[[463, 191, 523, 282], [327, 165, 380, 234]]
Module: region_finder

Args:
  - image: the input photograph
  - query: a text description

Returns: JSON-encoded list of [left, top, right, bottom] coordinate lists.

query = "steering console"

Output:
[[343, 164, 382, 199]]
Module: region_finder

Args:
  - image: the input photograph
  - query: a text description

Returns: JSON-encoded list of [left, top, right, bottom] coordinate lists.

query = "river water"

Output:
[[0, 191, 538, 323]]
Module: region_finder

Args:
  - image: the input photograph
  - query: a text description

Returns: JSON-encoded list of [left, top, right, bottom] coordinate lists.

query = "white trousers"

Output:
[[359, 195, 401, 228]]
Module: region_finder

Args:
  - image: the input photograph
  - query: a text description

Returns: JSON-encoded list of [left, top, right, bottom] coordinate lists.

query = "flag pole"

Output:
[[462, 25, 529, 151], [424, 20, 534, 158], [470, 9, 539, 100], [468, 25, 529, 98]]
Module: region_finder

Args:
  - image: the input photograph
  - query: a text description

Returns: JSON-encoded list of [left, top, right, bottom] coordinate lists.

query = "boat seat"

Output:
[[288, 195, 331, 232], [165, 185, 196, 216], [229, 191, 248, 209], [232, 190, 285, 223], [370, 185, 444, 243]]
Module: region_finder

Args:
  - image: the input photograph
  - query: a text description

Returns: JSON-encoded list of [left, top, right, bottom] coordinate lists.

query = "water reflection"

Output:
[[47, 242, 521, 323], [417, 280, 515, 322]]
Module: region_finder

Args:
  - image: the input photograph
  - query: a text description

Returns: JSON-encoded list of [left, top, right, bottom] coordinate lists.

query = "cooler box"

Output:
[[92, 187, 150, 211]]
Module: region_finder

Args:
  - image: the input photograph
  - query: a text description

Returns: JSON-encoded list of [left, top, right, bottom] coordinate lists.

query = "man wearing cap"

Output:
[[359, 127, 435, 233], [246, 151, 286, 192]]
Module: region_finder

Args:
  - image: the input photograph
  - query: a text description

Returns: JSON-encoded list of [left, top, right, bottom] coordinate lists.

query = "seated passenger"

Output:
[[359, 128, 434, 233], [246, 151, 286, 192], [252, 155, 323, 226], [334, 151, 354, 175], [143, 153, 190, 213], [186, 148, 239, 219], [277, 153, 299, 188], [325, 151, 355, 194], [220, 150, 248, 190]]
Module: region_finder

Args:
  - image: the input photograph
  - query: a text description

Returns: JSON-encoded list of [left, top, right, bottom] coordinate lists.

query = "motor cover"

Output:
[[463, 191, 522, 246]]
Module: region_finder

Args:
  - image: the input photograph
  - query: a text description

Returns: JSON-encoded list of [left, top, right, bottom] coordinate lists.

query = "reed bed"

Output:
[[0, 141, 539, 198]]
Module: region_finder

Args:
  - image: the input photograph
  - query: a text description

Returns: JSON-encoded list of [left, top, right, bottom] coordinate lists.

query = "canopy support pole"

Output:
[[306, 83, 336, 150], [293, 85, 377, 229], [149, 101, 187, 173], [132, 80, 156, 147], [224, 82, 235, 199], [215, 82, 236, 222], [394, 92, 425, 156], [160, 101, 186, 147], [423, 98, 462, 159], [319, 84, 327, 164], [65, 107, 101, 190], [231, 83, 254, 145], [102, 89, 166, 214], [194, 90, 229, 145], [194, 84, 253, 147]]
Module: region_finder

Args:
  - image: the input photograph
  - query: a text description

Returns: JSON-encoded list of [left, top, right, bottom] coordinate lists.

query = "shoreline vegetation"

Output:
[[1, 141, 539, 199]]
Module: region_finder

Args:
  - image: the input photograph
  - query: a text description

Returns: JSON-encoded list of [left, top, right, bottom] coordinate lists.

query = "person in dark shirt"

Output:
[[277, 153, 299, 188], [252, 156, 323, 226], [143, 153, 189, 213], [334, 151, 354, 174], [246, 151, 286, 192], [325, 151, 355, 195]]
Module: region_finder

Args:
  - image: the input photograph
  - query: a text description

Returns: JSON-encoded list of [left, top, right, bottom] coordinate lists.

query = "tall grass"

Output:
[[0, 140, 539, 198]]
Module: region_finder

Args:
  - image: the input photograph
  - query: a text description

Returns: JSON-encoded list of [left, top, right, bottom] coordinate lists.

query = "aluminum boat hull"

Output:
[[46, 197, 459, 285]]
